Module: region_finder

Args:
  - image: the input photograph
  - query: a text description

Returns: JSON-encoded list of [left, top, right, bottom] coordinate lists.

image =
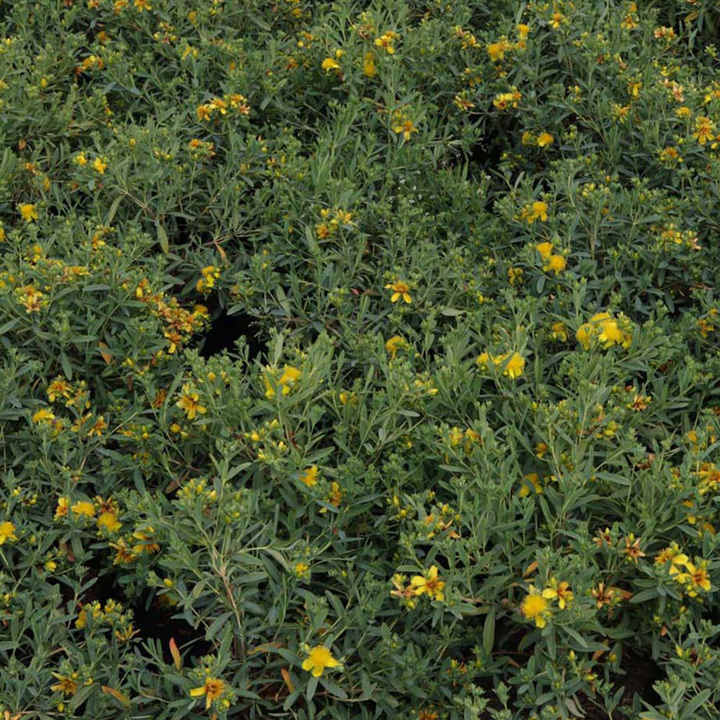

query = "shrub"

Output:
[[1, 0, 720, 718]]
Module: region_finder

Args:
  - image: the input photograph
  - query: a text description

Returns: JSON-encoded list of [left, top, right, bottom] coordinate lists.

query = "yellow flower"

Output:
[[73, 152, 87, 166], [551, 322, 568, 341], [544, 254, 566, 274], [535, 242, 553, 260], [385, 280, 412, 303], [385, 335, 407, 358], [487, 39, 510, 62], [613, 103, 630, 121], [176, 384, 206, 419], [622, 534, 646, 564], [190, 677, 226, 710], [374, 31, 398, 54], [51, 672, 79, 696], [264, 365, 302, 399], [0, 521, 17, 545], [498, 351, 525, 379], [47, 377, 72, 402], [518, 473, 543, 497], [550, 11, 567, 29], [655, 543, 681, 566], [88, 415, 107, 437], [668, 554, 691, 581], [520, 586, 550, 627], [409, 565, 445, 602], [453, 92, 475, 112], [576, 312, 632, 350], [92, 157, 107, 174], [659, 146, 682, 165], [294, 562, 310, 577], [542, 578, 573, 609], [687, 562, 711, 593], [627, 80, 642, 98], [523, 201, 548, 223], [493, 88, 522, 110], [449, 426, 464, 447], [132, 527, 160, 555], [16, 285, 46, 313], [576, 322, 593, 349], [19, 203, 38, 222], [597, 319, 623, 347], [478, 351, 525, 379], [300, 465, 319, 487], [338, 390, 358, 406], [32, 408, 56, 424], [537, 132, 554, 147], [196, 265, 220, 292], [693, 116, 714, 145], [97, 511, 122, 533], [71, 501, 96, 518], [508, 267, 524, 285], [197, 103, 213, 121], [321, 57, 340, 72], [55, 497, 70, 520], [302, 645, 341, 677], [363, 51, 377, 77], [392, 117, 417, 141]]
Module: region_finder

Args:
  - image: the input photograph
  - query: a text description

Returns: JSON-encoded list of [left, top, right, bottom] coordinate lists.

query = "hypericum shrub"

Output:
[[1, 0, 720, 719]]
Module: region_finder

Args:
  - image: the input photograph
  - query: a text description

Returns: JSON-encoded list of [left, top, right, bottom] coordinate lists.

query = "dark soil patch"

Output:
[[198, 307, 265, 361], [133, 588, 213, 663]]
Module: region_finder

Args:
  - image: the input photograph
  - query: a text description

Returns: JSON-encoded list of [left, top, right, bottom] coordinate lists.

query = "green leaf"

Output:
[[204, 611, 233, 641], [629, 588, 659, 604], [483, 607, 495, 654], [106, 194, 123, 224], [306, 675, 319, 703], [156, 221, 169, 254]]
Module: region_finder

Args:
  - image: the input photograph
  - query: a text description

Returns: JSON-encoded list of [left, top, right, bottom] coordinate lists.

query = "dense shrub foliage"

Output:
[[1, 0, 720, 718]]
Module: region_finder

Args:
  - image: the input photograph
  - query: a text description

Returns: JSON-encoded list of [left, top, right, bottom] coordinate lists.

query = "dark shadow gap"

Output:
[[198, 308, 266, 361], [133, 588, 213, 663]]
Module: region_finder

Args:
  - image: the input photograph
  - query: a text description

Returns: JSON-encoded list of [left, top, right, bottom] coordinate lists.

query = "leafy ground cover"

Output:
[[1, 0, 720, 718]]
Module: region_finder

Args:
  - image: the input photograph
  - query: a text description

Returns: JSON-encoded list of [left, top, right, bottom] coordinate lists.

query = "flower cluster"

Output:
[[476, 350, 526, 379], [576, 312, 633, 350], [134, 278, 208, 353], [315, 207, 354, 239], [196, 265, 220, 293], [374, 30, 399, 54], [656, 544, 712, 598], [391, 109, 418, 140], [493, 87, 522, 110], [535, 241, 566, 274], [263, 364, 302, 399], [519, 200, 548, 223], [520, 578, 573, 628], [196, 93, 250, 122], [75, 598, 136, 642], [176, 383, 207, 420], [391, 565, 446, 608]]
